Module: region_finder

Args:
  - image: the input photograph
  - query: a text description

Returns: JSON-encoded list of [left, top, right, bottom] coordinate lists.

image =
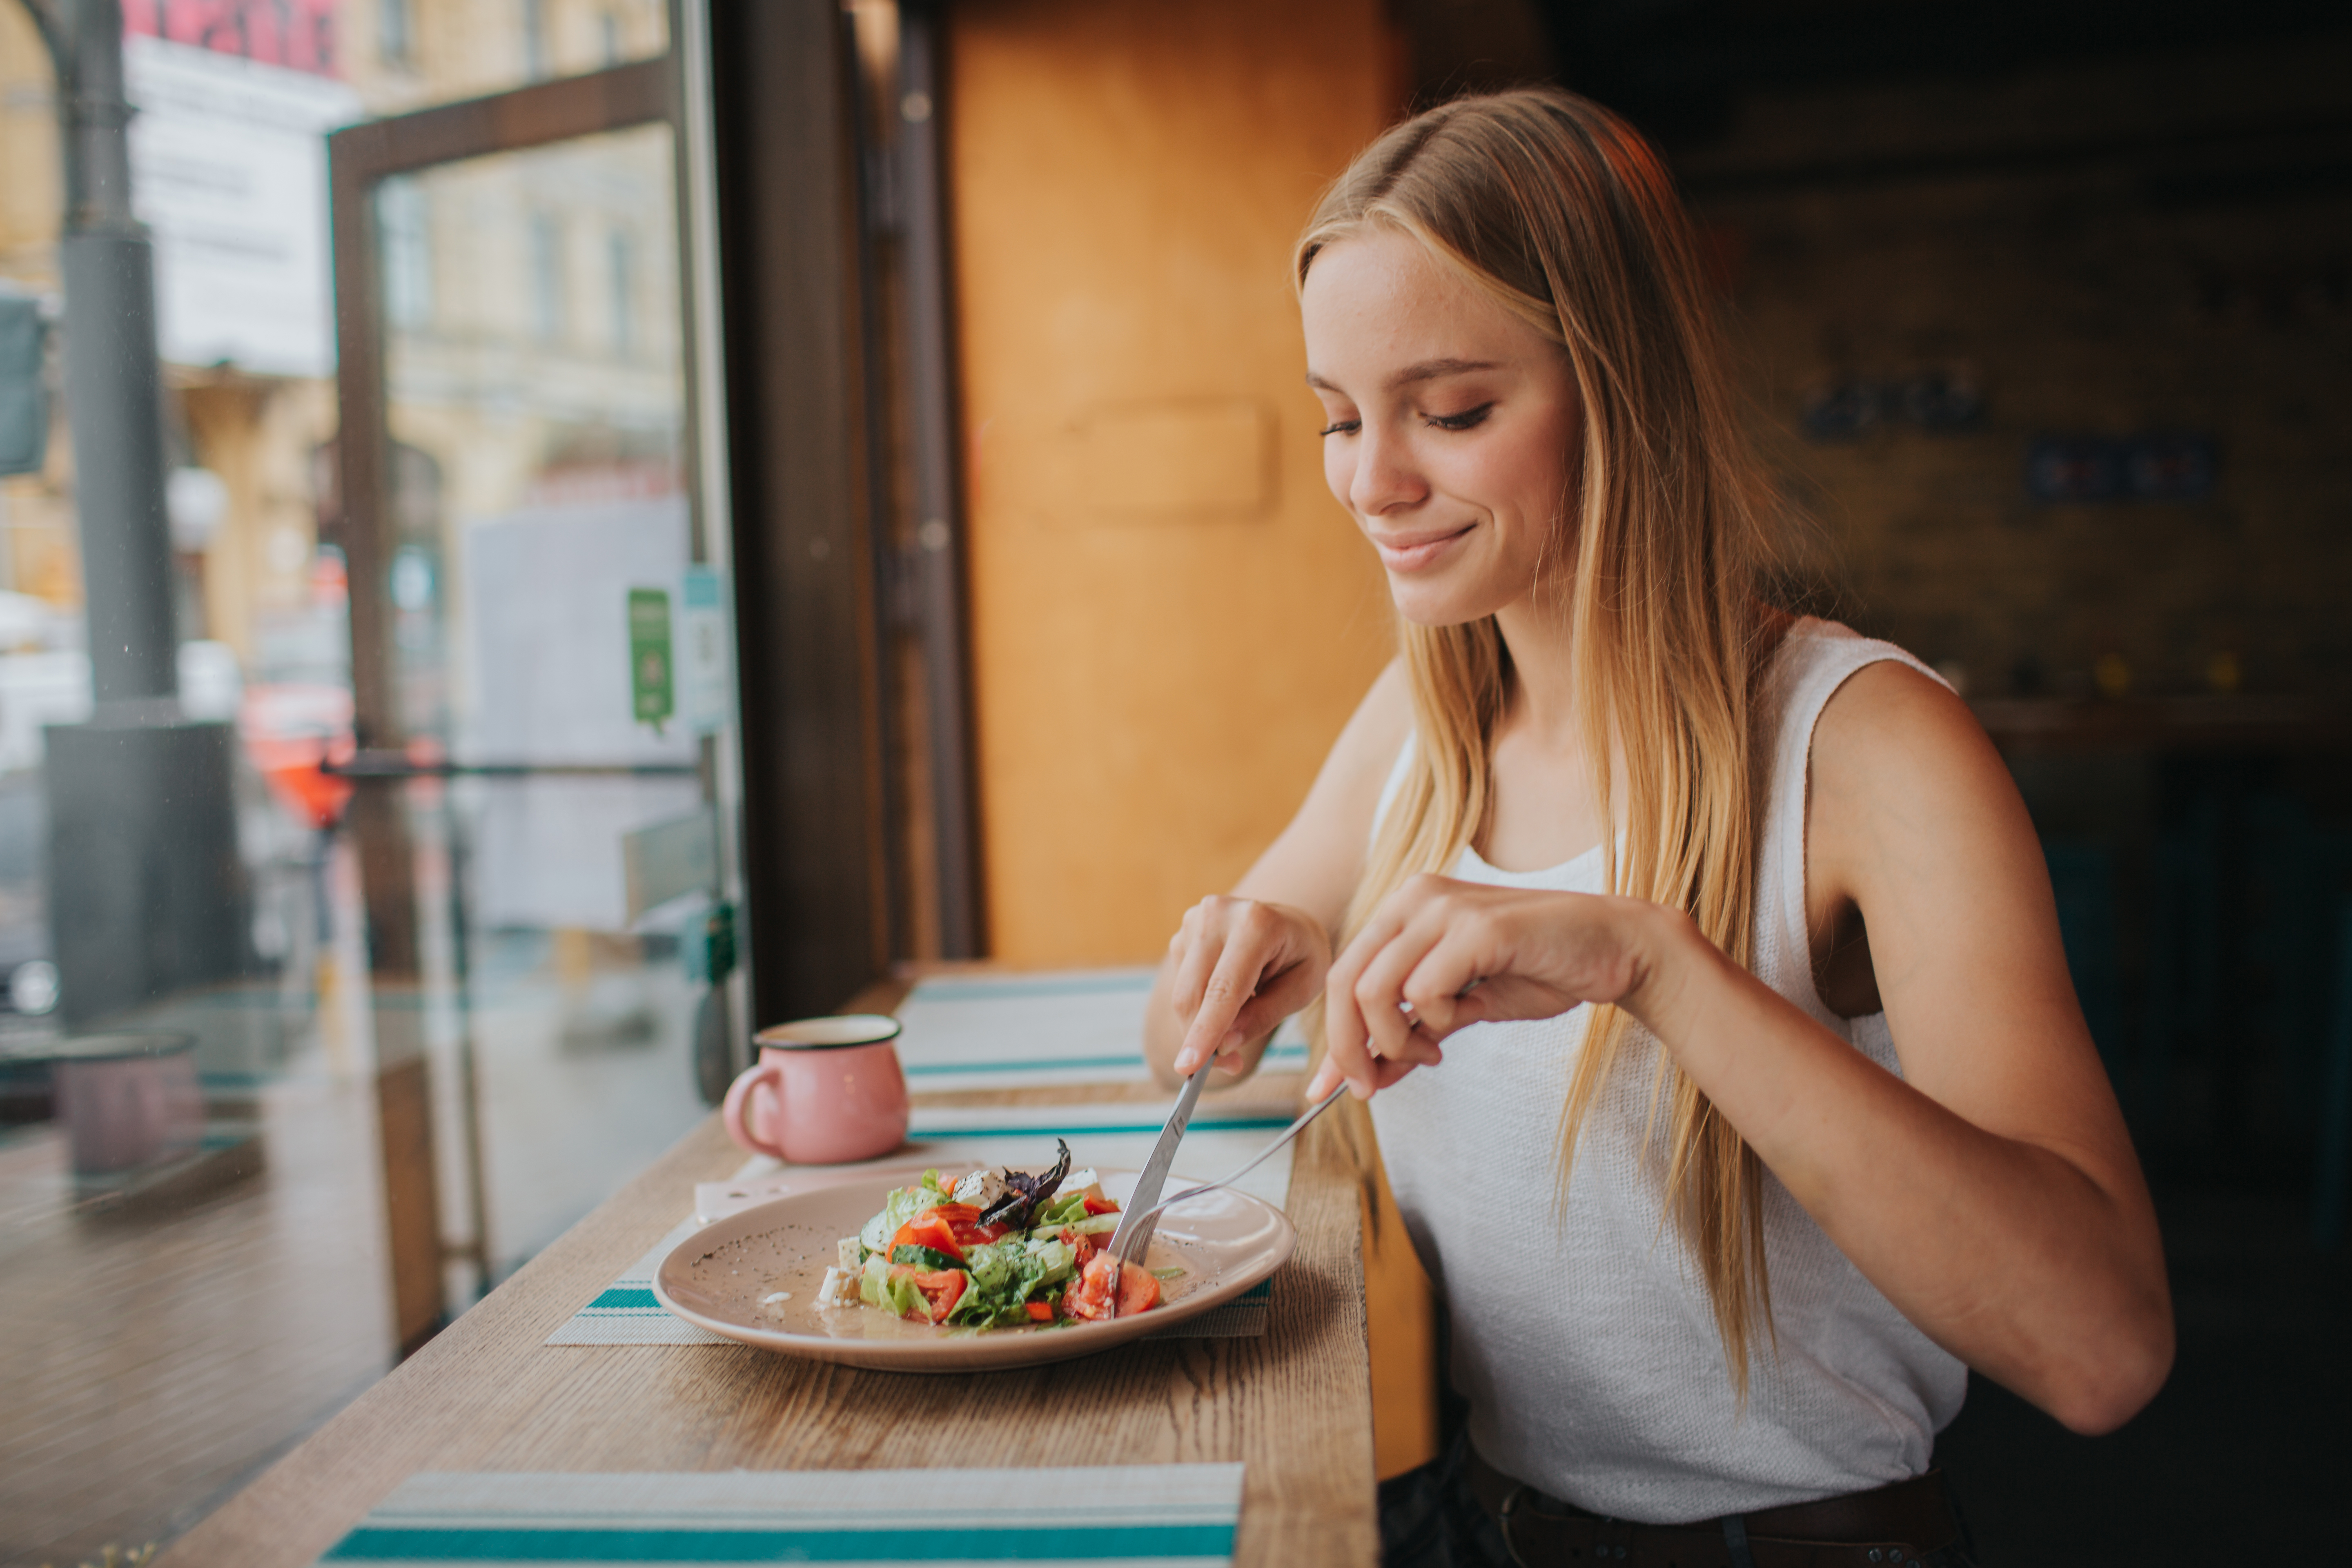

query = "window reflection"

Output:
[[0, 4, 703, 1565]]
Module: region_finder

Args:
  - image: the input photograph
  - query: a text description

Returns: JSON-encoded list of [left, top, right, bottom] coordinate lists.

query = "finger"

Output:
[[1320, 914, 1393, 1096], [1318, 964, 1384, 1098], [1398, 927, 1490, 1040], [1394, 1024, 1446, 1066], [1306, 1054, 1344, 1100], [1339, 1046, 1439, 1100], [1217, 958, 1319, 1063], [1175, 918, 1276, 1074], [1352, 915, 1442, 1065], [1166, 903, 1223, 1020]]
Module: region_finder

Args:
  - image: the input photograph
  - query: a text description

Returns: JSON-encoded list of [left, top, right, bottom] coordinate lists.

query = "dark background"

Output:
[[1394, 2, 2352, 1557]]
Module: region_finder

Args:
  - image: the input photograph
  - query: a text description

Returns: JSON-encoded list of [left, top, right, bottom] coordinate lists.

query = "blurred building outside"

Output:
[[0, 5, 734, 1564]]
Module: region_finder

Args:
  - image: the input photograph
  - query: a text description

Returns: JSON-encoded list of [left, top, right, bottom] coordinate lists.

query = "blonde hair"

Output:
[[1297, 88, 1784, 1392]]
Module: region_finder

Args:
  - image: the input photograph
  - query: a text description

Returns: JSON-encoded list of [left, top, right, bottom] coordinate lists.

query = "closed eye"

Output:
[[1318, 419, 1360, 437], [1424, 403, 1494, 432]]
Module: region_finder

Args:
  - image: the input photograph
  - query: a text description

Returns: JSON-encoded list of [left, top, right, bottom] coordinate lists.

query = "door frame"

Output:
[[330, 0, 900, 1036], [326, 52, 699, 1356], [704, 0, 897, 1018], [326, 56, 679, 980]]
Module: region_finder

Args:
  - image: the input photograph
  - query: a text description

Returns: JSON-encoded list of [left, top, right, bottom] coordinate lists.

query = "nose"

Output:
[[1348, 419, 1426, 519]]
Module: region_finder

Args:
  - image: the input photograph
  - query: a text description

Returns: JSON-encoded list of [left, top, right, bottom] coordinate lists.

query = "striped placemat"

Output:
[[549, 1105, 1298, 1346], [892, 967, 1311, 1090], [315, 1464, 1245, 1564]]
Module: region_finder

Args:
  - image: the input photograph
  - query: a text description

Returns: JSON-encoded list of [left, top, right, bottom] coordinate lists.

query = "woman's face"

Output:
[[1300, 229, 1581, 628]]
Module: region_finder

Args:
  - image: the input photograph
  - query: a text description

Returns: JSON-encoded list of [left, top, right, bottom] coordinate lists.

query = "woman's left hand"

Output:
[[1308, 872, 1668, 1100]]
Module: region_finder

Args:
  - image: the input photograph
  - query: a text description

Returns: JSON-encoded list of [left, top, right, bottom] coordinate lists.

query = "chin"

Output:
[[1385, 577, 1504, 629], [1373, 571, 1505, 630]]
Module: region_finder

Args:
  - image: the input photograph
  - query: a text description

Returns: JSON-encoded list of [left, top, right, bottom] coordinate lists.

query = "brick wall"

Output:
[[1683, 30, 2352, 700]]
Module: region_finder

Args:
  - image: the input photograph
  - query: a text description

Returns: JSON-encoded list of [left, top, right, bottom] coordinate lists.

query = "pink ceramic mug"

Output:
[[721, 1014, 909, 1163]]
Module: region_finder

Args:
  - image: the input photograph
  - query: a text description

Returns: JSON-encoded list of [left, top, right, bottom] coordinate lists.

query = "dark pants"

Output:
[[1378, 1433, 1982, 1568], [1377, 1430, 1517, 1568]]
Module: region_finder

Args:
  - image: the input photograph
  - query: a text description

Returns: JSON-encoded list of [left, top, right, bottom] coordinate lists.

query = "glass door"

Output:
[[328, 54, 744, 1352]]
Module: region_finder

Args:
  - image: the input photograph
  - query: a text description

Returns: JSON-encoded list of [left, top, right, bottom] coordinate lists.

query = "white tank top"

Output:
[[1367, 618, 1968, 1523]]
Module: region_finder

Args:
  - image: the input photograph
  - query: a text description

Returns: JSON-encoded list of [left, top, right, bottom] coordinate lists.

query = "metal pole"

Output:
[[18, 0, 247, 1027], [53, 0, 178, 706]]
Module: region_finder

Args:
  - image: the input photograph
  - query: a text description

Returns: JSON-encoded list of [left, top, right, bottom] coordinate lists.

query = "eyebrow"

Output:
[[1305, 357, 1504, 393]]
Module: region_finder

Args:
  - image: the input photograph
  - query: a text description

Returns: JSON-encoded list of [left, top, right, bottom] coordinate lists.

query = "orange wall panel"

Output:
[[949, 0, 1404, 964]]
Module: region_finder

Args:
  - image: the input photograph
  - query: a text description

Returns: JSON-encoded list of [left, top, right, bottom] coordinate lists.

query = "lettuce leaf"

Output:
[[891, 1243, 960, 1270], [943, 1236, 1078, 1327], [1032, 1191, 1090, 1229], [858, 1173, 954, 1255], [858, 1253, 931, 1319]]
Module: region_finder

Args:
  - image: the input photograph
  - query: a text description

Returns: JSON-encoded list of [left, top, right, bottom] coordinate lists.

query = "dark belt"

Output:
[[1466, 1448, 1962, 1568]]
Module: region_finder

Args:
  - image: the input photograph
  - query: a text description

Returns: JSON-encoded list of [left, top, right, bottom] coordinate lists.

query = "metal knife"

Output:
[[1105, 1062, 1209, 1275]]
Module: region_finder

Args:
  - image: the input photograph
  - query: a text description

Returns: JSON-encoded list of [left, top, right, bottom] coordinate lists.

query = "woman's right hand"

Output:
[[1164, 897, 1333, 1078]]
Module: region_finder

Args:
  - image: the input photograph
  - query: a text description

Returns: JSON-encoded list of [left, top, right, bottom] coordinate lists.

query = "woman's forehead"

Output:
[[1301, 231, 1551, 388]]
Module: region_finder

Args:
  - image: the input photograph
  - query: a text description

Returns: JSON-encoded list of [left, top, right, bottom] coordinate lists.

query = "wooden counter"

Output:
[[152, 976, 1378, 1568]]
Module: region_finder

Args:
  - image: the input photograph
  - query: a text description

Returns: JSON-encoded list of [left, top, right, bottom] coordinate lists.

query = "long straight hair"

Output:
[[1297, 89, 1784, 1392]]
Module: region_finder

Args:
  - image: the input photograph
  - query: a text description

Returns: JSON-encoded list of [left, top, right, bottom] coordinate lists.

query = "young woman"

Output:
[[1141, 89, 2172, 1566]]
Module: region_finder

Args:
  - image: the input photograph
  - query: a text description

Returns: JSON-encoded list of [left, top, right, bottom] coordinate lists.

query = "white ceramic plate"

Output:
[[653, 1165, 1296, 1372]]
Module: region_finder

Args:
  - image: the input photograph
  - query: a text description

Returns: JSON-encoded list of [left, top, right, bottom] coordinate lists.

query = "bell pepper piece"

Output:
[[888, 1210, 966, 1265]]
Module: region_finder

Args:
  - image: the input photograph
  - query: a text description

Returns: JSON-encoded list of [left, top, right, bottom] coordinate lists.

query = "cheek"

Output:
[[1491, 428, 1577, 538]]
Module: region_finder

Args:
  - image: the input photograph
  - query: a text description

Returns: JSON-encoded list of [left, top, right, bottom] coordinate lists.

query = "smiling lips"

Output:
[[1368, 521, 1476, 572]]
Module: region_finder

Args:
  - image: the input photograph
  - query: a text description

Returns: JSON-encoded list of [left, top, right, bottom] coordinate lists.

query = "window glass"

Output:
[[0, 7, 723, 1567]]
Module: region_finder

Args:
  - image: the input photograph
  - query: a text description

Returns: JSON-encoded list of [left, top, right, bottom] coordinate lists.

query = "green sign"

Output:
[[628, 587, 673, 732]]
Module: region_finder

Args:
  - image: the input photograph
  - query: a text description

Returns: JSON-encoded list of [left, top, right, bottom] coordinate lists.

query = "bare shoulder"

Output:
[[1809, 657, 2011, 818], [1804, 655, 2051, 949], [1804, 657, 2074, 1075]]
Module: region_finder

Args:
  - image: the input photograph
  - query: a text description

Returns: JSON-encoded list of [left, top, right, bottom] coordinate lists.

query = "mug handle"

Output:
[[721, 1059, 790, 1159]]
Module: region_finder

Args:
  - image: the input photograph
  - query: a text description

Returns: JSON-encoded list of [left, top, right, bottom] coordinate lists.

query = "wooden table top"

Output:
[[155, 978, 1378, 1567]]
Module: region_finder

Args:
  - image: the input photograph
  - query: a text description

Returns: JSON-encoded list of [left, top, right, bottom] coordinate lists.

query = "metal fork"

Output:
[[1109, 1082, 1349, 1268]]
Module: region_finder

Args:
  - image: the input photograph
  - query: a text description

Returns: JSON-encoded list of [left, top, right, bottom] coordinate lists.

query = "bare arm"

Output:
[[1142, 659, 1414, 1086], [1315, 662, 2172, 1432]]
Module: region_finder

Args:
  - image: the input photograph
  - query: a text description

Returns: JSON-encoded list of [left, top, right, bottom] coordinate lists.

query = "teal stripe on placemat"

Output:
[[586, 1289, 662, 1311], [902, 1054, 1144, 1076], [907, 973, 1154, 1004], [903, 1049, 1307, 1077], [914, 1117, 1293, 1138], [325, 1521, 1234, 1561]]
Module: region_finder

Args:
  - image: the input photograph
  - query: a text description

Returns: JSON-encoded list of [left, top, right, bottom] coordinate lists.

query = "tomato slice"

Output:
[[1024, 1299, 1056, 1322], [888, 1211, 966, 1264], [1065, 1253, 1162, 1322], [948, 1216, 1010, 1247], [918, 1200, 1010, 1249], [1065, 1252, 1118, 1320], [1116, 1261, 1160, 1316], [909, 1267, 967, 1323], [1081, 1194, 1120, 1217], [1058, 1226, 1100, 1277]]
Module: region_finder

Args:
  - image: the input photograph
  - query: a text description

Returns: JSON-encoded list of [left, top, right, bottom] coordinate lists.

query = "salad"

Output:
[[814, 1140, 1168, 1327]]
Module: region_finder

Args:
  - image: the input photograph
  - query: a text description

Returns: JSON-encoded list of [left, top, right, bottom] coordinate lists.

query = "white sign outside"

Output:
[[124, 35, 360, 379]]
